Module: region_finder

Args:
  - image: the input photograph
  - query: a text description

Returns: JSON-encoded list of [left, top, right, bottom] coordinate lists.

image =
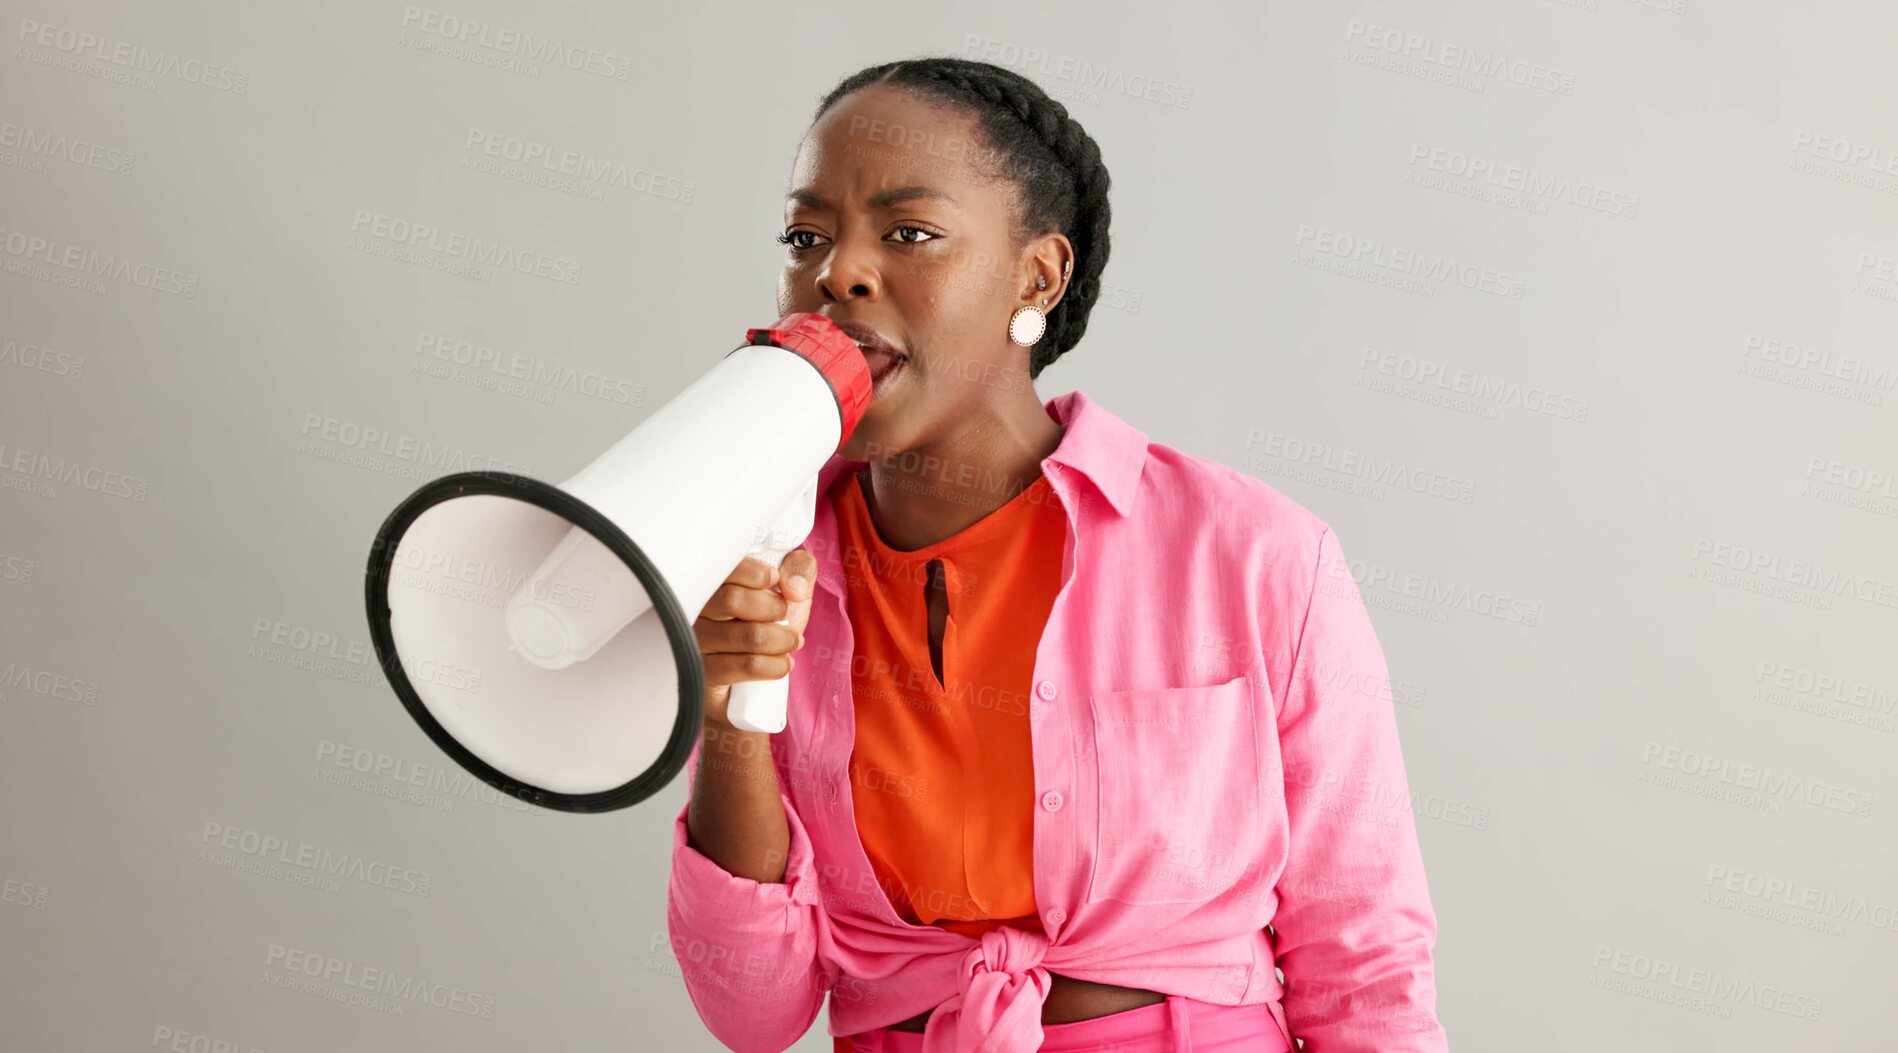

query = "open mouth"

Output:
[[863, 346, 905, 385], [831, 319, 907, 391]]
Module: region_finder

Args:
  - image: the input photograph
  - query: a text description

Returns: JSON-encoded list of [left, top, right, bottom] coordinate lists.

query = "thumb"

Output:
[[779, 548, 818, 633]]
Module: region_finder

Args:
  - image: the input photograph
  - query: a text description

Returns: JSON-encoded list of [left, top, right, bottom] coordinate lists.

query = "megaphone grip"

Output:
[[725, 542, 796, 734], [722, 474, 820, 736], [727, 673, 790, 735]]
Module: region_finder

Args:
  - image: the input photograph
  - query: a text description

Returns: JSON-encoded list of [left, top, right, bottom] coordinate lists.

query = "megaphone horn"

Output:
[[363, 313, 871, 813]]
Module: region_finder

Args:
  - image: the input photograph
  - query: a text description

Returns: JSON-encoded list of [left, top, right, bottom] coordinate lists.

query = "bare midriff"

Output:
[[885, 973, 1167, 1032]]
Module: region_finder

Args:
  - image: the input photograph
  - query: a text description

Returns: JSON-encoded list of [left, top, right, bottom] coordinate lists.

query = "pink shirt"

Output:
[[667, 389, 1448, 1053]]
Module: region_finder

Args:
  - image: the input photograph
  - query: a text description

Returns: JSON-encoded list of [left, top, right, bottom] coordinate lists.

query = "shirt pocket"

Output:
[[1084, 673, 1265, 906]]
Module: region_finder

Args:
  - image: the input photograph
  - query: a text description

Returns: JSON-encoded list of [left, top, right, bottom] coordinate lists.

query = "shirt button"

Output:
[[1046, 907, 1066, 925], [1275, 966, 1286, 984], [1036, 680, 1057, 701], [1040, 790, 1064, 812]]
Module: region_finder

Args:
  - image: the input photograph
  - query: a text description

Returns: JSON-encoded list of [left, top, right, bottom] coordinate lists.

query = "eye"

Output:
[[777, 229, 824, 253], [889, 225, 940, 245]]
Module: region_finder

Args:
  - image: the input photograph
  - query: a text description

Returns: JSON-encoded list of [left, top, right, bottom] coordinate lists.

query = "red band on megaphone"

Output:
[[745, 312, 872, 447]]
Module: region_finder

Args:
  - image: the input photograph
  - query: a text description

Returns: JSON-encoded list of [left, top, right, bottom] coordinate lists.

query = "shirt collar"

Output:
[[815, 388, 1148, 518]]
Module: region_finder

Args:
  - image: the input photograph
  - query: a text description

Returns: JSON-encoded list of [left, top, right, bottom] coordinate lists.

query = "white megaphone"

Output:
[[363, 313, 870, 813]]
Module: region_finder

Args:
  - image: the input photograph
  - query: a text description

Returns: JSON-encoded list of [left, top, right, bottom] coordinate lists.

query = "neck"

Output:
[[859, 392, 1064, 552]]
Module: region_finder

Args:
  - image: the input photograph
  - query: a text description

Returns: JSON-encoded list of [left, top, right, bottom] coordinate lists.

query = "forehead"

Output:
[[788, 83, 1011, 207]]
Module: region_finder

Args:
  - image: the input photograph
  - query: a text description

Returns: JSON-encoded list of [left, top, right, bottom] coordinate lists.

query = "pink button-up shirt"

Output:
[[667, 389, 1447, 1053]]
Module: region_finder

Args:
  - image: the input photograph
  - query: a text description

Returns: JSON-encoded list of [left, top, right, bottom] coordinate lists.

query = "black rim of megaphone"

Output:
[[364, 470, 705, 814]]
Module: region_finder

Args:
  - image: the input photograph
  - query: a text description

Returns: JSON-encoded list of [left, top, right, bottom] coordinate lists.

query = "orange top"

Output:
[[835, 467, 1068, 939]]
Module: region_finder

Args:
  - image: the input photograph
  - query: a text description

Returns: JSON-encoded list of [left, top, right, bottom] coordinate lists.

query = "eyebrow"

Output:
[[786, 186, 959, 211]]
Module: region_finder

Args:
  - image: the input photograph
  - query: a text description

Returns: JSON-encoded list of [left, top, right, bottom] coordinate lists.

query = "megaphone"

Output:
[[363, 313, 870, 813]]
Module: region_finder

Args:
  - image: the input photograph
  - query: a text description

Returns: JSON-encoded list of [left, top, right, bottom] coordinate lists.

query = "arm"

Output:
[[1269, 526, 1448, 1051], [667, 721, 829, 1053]]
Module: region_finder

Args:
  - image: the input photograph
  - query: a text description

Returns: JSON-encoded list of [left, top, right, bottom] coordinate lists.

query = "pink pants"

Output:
[[838, 994, 1294, 1053]]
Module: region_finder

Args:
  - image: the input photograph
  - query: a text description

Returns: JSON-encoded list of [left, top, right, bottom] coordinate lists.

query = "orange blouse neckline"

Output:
[[840, 468, 1054, 562]]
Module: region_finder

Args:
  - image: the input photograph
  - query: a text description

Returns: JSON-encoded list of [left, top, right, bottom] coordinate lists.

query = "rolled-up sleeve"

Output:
[[667, 734, 831, 1053], [1269, 526, 1448, 1052]]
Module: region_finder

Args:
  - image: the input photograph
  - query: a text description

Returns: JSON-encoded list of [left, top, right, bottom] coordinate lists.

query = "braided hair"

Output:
[[813, 57, 1113, 380]]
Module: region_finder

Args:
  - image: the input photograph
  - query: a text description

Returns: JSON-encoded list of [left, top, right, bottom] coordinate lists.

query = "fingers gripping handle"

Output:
[[725, 474, 818, 734]]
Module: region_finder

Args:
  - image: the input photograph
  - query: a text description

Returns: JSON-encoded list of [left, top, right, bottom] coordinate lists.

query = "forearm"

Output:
[[685, 718, 791, 883], [1271, 525, 1448, 1050], [668, 721, 830, 1052]]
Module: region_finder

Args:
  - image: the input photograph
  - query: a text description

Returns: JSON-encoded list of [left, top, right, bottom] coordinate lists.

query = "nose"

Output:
[[816, 242, 880, 303]]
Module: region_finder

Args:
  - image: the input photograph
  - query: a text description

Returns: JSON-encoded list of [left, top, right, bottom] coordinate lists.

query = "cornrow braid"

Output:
[[813, 57, 1113, 380]]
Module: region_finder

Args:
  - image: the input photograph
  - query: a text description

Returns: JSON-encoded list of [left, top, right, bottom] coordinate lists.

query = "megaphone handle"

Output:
[[724, 476, 819, 735], [727, 543, 795, 734], [727, 671, 790, 735]]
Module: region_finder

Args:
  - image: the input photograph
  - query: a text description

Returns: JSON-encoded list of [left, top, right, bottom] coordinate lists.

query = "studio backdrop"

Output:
[[2, 1, 1895, 1050]]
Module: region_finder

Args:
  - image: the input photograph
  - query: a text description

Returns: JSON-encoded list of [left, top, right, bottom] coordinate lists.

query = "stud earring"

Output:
[[1009, 296, 1049, 346], [1036, 275, 1047, 291]]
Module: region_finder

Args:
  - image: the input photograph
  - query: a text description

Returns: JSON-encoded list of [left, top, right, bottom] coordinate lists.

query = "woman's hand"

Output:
[[682, 550, 817, 882], [693, 549, 817, 729]]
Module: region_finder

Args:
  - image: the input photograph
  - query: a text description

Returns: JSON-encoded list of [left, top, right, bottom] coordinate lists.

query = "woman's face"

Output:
[[777, 84, 1060, 462]]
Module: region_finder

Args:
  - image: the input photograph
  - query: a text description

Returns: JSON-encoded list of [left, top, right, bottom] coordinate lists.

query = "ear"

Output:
[[1017, 233, 1076, 313]]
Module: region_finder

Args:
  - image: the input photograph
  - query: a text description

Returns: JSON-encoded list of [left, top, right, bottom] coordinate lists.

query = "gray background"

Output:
[[3, 0, 1895, 1050]]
